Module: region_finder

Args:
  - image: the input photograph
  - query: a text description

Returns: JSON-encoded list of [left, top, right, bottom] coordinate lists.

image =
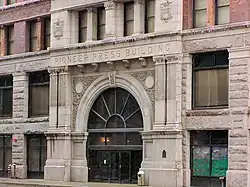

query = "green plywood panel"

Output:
[[192, 146, 210, 176], [211, 147, 228, 177]]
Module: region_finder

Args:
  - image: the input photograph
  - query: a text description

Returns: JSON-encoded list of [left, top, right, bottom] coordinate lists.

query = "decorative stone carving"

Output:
[[77, 65, 85, 74], [92, 63, 100, 72], [145, 76, 154, 89], [53, 19, 64, 40], [48, 66, 68, 74], [75, 82, 84, 94], [107, 61, 115, 70], [130, 70, 155, 113], [104, 0, 116, 10], [72, 75, 101, 128], [108, 71, 116, 87], [123, 60, 130, 69], [165, 55, 182, 62], [160, 0, 173, 22], [139, 58, 148, 67]]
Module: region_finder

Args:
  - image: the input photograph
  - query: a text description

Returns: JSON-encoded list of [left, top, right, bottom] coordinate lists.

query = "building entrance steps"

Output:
[[0, 178, 151, 187]]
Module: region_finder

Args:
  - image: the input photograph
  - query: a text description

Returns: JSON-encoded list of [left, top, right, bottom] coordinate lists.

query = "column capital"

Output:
[[153, 55, 166, 65], [48, 66, 69, 74], [134, 0, 145, 5], [87, 7, 97, 13], [104, 0, 117, 10], [165, 55, 182, 64]]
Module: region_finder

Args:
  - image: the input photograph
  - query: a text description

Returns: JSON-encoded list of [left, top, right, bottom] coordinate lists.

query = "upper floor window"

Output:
[[0, 75, 13, 118], [44, 17, 51, 50], [6, 25, 14, 55], [216, 0, 229, 25], [193, 0, 207, 28], [29, 21, 38, 52], [145, 0, 155, 33], [29, 71, 49, 117], [97, 7, 106, 40], [0, 0, 3, 6], [193, 50, 228, 108], [79, 10, 88, 43], [6, 0, 15, 5], [124, 2, 134, 36]]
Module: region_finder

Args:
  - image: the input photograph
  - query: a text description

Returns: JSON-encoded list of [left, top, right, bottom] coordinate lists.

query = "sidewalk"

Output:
[[0, 178, 148, 187]]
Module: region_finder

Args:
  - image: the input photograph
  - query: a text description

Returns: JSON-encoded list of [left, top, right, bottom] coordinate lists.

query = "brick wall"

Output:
[[183, 0, 250, 29]]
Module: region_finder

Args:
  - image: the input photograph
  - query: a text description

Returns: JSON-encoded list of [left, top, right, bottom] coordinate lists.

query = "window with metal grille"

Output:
[[44, 17, 51, 50], [192, 50, 228, 108], [27, 134, 47, 179], [97, 7, 106, 40], [0, 135, 12, 178], [28, 71, 49, 117], [79, 10, 88, 43], [7, 25, 14, 55], [0, 75, 13, 118], [190, 130, 228, 187], [193, 0, 207, 28], [145, 0, 155, 33], [124, 2, 134, 36]]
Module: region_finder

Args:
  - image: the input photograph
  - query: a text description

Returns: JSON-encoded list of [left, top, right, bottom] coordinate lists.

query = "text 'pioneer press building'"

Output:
[[0, 0, 249, 187]]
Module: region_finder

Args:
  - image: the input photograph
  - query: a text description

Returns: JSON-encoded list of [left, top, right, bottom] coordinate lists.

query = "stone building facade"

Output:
[[0, 0, 250, 187]]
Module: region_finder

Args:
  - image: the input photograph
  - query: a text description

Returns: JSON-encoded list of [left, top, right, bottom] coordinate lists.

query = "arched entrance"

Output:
[[87, 87, 143, 184]]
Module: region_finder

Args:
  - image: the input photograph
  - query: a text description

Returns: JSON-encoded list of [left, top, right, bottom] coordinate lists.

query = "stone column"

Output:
[[153, 55, 167, 129], [0, 26, 6, 56], [36, 18, 44, 51], [104, 0, 116, 38], [45, 66, 73, 182], [134, 0, 145, 35], [165, 55, 182, 129], [86, 8, 97, 41], [12, 72, 29, 179], [226, 47, 249, 187]]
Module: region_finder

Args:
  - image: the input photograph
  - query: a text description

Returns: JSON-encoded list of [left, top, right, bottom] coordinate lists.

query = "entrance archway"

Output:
[[87, 87, 143, 184]]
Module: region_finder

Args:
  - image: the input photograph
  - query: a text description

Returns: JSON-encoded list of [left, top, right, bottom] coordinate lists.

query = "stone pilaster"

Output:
[[165, 55, 182, 129], [12, 72, 29, 179], [134, 0, 145, 35], [104, 0, 116, 38], [86, 8, 97, 41], [227, 47, 249, 187], [153, 55, 167, 129], [0, 27, 6, 56]]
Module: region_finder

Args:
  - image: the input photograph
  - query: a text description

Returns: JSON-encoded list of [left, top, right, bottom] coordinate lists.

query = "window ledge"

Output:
[[0, 118, 13, 124], [0, 50, 50, 62], [186, 108, 229, 117], [0, 0, 40, 10], [183, 21, 250, 36], [24, 116, 49, 123]]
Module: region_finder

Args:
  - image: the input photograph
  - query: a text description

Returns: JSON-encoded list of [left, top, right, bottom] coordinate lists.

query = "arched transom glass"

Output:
[[87, 88, 143, 148]]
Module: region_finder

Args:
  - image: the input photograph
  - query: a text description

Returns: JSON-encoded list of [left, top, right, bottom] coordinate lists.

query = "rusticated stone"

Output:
[[229, 146, 248, 154], [230, 75, 248, 82], [229, 162, 248, 170], [229, 137, 247, 146], [229, 154, 248, 162], [227, 171, 247, 187], [229, 99, 248, 107], [229, 66, 248, 75], [230, 82, 248, 91], [229, 129, 248, 137], [230, 91, 248, 99]]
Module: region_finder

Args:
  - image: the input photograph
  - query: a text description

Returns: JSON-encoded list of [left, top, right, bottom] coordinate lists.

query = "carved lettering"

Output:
[[53, 43, 170, 66]]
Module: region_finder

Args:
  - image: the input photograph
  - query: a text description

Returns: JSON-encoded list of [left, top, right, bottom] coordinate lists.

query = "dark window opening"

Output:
[[43, 17, 51, 50], [0, 75, 13, 118], [7, 25, 14, 55], [79, 10, 87, 43], [87, 88, 143, 184], [27, 134, 47, 179], [0, 135, 12, 178], [97, 7, 106, 40], [124, 2, 134, 36], [29, 71, 49, 117], [29, 20, 38, 52], [190, 130, 228, 187], [192, 50, 229, 109], [145, 0, 155, 33]]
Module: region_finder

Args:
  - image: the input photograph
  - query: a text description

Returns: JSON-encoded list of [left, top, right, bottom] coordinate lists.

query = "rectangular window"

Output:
[[44, 17, 51, 50], [0, 135, 12, 178], [0, 29, 2, 56], [0, 0, 3, 6], [216, 0, 229, 25], [79, 10, 88, 43], [193, 0, 207, 28], [193, 50, 228, 108], [27, 134, 47, 179], [29, 21, 38, 52], [97, 7, 106, 40], [7, 25, 14, 55], [0, 75, 13, 118], [190, 130, 228, 187], [124, 2, 134, 36], [29, 71, 49, 117], [145, 0, 155, 33], [6, 0, 15, 5]]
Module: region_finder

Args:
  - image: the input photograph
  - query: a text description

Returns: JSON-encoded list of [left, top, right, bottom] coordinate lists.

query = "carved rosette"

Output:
[[130, 70, 155, 114], [72, 75, 100, 128]]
